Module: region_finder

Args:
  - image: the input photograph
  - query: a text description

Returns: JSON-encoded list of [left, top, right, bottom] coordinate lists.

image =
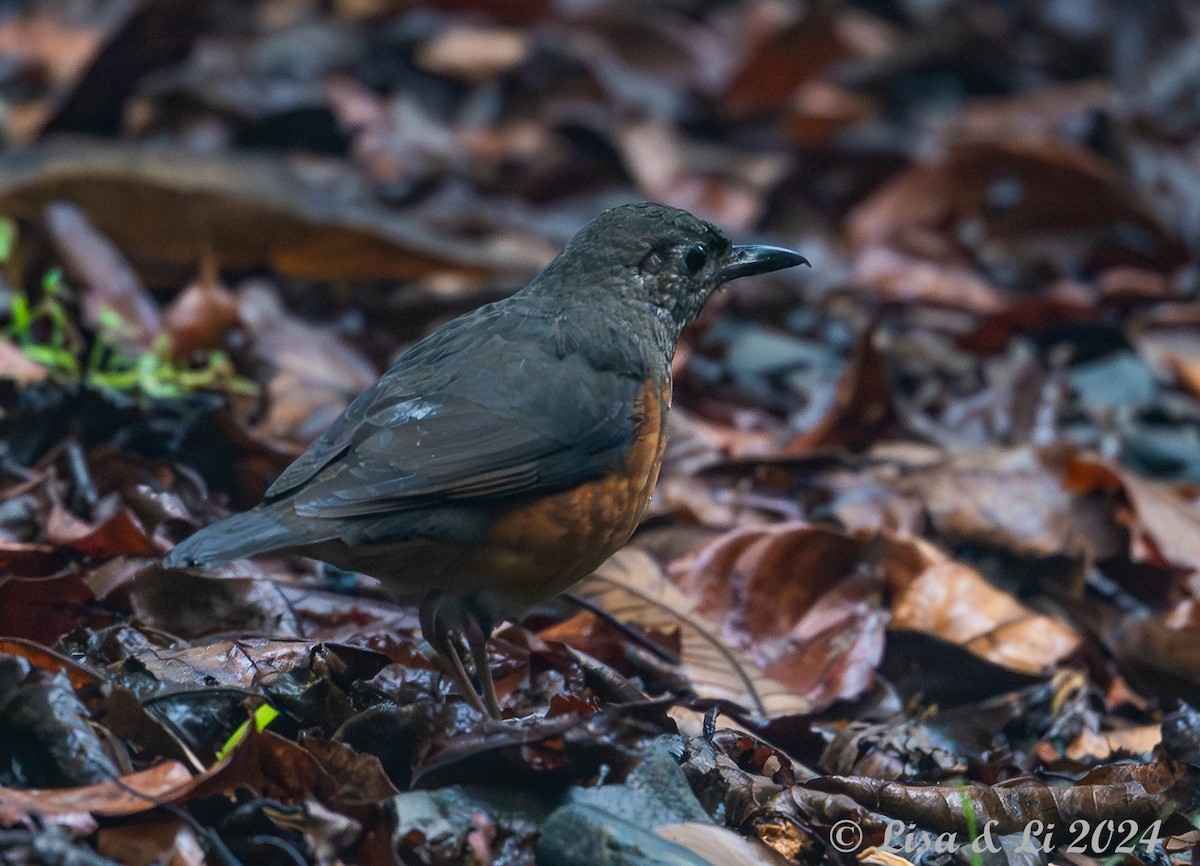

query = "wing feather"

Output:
[[264, 300, 649, 522]]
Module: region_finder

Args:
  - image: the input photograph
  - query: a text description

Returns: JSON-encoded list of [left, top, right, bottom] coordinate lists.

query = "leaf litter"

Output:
[[3, 0, 1200, 863]]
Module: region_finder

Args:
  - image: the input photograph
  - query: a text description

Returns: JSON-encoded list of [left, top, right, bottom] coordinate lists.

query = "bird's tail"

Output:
[[164, 507, 298, 568]]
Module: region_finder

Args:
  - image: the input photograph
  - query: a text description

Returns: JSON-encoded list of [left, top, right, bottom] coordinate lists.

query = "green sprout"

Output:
[[215, 702, 280, 763], [4, 268, 80, 376], [959, 787, 986, 866], [86, 326, 258, 400], [0, 217, 16, 264], [2, 218, 257, 401]]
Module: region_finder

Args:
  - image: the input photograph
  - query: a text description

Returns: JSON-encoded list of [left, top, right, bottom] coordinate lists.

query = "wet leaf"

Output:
[[0, 574, 96, 644], [0, 761, 193, 827], [901, 447, 1121, 560], [782, 328, 890, 455], [671, 524, 885, 710], [237, 282, 378, 445], [808, 769, 1174, 838], [574, 548, 815, 722], [163, 258, 241, 359], [848, 140, 1184, 274], [886, 538, 1081, 675], [0, 340, 50, 385], [45, 200, 160, 350], [0, 142, 542, 282]]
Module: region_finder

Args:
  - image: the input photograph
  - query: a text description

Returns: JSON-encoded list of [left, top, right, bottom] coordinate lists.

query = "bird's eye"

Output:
[[640, 250, 665, 275], [683, 243, 707, 275]]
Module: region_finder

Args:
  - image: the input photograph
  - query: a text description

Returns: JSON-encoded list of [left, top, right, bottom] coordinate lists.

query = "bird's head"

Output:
[[531, 202, 809, 341]]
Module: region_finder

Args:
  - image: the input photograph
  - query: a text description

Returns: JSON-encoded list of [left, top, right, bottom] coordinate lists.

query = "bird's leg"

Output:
[[419, 593, 488, 716], [462, 612, 502, 719]]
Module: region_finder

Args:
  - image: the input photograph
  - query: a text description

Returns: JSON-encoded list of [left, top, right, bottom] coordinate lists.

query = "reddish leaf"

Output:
[[0, 574, 96, 644], [0, 761, 193, 828]]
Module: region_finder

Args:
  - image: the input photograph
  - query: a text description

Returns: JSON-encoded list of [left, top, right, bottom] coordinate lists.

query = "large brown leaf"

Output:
[[0, 142, 543, 282], [573, 548, 815, 722]]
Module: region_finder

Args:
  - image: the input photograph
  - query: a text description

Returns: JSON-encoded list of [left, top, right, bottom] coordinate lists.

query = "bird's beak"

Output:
[[719, 244, 810, 283]]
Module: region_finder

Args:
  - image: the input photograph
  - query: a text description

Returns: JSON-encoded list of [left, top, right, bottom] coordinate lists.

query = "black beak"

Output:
[[719, 244, 810, 283]]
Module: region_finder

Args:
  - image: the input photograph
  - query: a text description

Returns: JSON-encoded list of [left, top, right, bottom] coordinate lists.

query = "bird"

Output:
[[165, 202, 809, 717]]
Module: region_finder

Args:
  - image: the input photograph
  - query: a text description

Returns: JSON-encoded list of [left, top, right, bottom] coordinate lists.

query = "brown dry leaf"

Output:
[[782, 328, 890, 455], [943, 80, 1114, 146], [183, 726, 341, 806], [164, 257, 241, 358], [97, 817, 207, 866], [0, 339, 50, 385], [663, 407, 779, 475], [0, 761, 193, 827], [847, 140, 1182, 270], [0, 142, 540, 283], [1109, 614, 1200, 693], [0, 539, 61, 573], [40, 0, 204, 139], [0, 574, 96, 644], [901, 447, 1121, 560], [784, 80, 874, 146], [1098, 266, 1176, 302], [45, 200, 161, 350], [414, 25, 530, 83], [128, 567, 303, 640], [238, 282, 378, 444], [1065, 724, 1161, 762], [960, 295, 1095, 354], [858, 847, 912, 866], [1134, 308, 1200, 399], [851, 246, 1005, 314], [723, 8, 852, 118], [132, 640, 312, 691], [0, 637, 105, 697], [807, 767, 1173, 835], [850, 139, 1149, 244], [673, 523, 864, 638], [299, 733, 401, 802], [0, 6, 115, 143], [657, 823, 793, 866], [65, 510, 159, 558], [1066, 454, 1200, 571], [669, 524, 886, 711], [885, 538, 1081, 674], [1119, 473, 1200, 572], [761, 574, 887, 709], [616, 119, 788, 231], [573, 548, 814, 721]]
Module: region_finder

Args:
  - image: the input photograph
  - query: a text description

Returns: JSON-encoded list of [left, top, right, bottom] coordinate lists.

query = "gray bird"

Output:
[[166, 202, 809, 716]]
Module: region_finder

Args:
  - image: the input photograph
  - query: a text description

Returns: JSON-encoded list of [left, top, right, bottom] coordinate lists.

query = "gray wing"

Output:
[[263, 303, 648, 520]]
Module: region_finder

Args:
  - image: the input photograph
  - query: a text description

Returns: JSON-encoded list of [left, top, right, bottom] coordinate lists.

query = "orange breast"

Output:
[[478, 376, 670, 606]]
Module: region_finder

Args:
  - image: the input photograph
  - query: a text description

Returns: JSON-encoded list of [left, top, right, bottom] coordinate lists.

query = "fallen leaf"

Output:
[[848, 140, 1183, 273], [886, 540, 1081, 675], [45, 199, 160, 351], [657, 822, 793, 866], [670, 524, 887, 711], [901, 447, 1121, 560], [0, 141, 542, 283], [96, 817, 208, 866], [1065, 725, 1161, 762], [0, 761, 192, 826], [164, 257, 241, 358], [574, 548, 815, 721], [1066, 453, 1200, 572], [782, 328, 890, 455], [0, 340, 50, 385], [414, 25, 530, 83], [723, 9, 851, 118], [238, 281, 378, 444]]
